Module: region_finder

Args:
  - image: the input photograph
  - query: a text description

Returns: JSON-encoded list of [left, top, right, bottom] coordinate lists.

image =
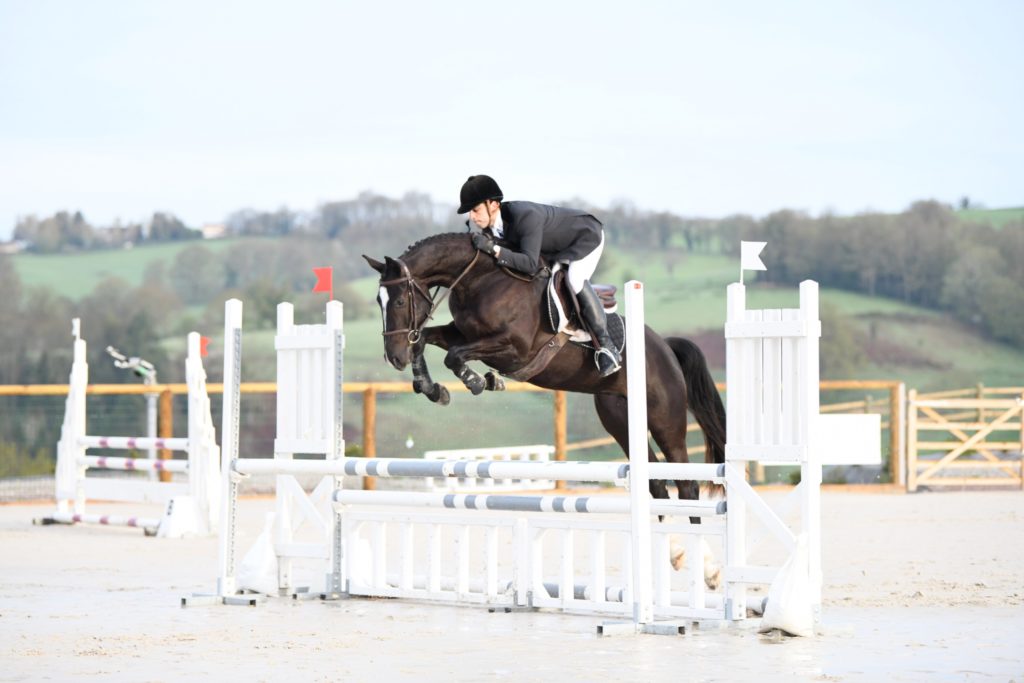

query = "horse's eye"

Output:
[[395, 297, 406, 307]]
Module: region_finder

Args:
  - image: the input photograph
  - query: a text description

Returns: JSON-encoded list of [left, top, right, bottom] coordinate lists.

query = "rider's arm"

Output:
[[495, 215, 542, 274]]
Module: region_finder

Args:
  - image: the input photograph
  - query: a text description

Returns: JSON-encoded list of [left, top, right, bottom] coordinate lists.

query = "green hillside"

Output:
[[956, 206, 1024, 229], [8, 234, 1024, 464], [13, 241, 1024, 392], [12, 238, 244, 299], [203, 245, 1024, 460]]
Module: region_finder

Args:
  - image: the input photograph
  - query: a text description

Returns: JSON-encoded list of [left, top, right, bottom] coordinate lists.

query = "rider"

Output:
[[457, 174, 622, 377]]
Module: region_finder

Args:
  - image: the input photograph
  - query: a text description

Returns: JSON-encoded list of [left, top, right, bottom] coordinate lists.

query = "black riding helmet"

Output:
[[457, 175, 503, 214]]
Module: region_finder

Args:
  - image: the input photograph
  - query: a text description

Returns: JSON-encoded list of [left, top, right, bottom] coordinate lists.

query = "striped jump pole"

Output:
[[231, 455, 726, 485], [80, 456, 190, 474], [44, 511, 161, 531], [331, 489, 726, 518], [78, 436, 189, 451]]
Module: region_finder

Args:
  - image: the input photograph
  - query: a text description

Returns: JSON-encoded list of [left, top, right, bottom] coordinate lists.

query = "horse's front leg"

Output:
[[443, 336, 517, 396], [409, 342, 450, 405], [405, 325, 462, 406]]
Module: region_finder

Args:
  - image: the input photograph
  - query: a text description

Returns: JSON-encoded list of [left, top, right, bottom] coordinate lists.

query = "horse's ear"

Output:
[[363, 255, 385, 274]]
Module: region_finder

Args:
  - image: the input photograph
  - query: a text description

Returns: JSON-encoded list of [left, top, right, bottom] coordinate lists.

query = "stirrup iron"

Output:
[[594, 347, 621, 376]]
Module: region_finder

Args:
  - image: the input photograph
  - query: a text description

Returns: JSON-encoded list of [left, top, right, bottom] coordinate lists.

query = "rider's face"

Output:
[[468, 200, 498, 229]]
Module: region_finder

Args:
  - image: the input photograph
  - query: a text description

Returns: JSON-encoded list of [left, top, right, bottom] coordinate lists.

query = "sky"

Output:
[[1, 1, 1022, 239]]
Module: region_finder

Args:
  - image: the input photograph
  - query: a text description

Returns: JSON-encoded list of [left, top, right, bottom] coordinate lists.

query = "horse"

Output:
[[362, 232, 727, 498], [364, 232, 727, 580]]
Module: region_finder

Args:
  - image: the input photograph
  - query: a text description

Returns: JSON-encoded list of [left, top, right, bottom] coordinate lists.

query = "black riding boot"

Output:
[[577, 281, 621, 377]]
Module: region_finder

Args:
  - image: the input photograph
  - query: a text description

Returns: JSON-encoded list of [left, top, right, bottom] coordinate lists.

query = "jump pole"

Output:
[[599, 279, 654, 635]]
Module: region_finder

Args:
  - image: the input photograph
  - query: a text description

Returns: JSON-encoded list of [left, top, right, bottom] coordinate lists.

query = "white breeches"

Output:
[[565, 231, 605, 294]]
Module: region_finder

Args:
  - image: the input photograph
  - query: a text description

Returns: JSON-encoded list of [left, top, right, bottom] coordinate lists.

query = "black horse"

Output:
[[364, 232, 726, 508]]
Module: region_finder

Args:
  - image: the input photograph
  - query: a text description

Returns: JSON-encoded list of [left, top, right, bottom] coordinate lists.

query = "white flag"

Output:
[[741, 241, 767, 272]]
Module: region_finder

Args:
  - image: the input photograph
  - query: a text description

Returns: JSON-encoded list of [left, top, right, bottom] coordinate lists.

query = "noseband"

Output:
[[379, 251, 480, 344]]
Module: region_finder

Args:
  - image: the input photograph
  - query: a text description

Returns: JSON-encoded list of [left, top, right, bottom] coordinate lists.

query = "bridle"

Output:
[[379, 251, 480, 344]]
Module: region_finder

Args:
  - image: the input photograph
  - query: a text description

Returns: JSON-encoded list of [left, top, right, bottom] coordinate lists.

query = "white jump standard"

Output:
[[39, 322, 221, 537]]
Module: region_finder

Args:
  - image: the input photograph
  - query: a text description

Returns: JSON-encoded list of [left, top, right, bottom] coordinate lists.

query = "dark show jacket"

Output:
[[494, 201, 603, 275]]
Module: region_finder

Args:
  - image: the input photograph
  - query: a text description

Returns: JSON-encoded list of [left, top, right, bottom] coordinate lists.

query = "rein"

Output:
[[379, 250, 480, 344]]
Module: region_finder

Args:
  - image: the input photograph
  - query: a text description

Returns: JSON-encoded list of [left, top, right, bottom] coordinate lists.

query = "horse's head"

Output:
[[365, 234, 481, 371], [363, 254, 432, 370]]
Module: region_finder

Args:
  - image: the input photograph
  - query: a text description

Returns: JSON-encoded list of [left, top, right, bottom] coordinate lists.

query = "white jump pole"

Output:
[[625, 280, 653, 628], [217, 299, 244, 599]]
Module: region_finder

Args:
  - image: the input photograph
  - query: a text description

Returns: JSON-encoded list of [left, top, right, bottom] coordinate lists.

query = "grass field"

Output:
[[956, 206, 1024, 229], [12, 238, 245, 299]]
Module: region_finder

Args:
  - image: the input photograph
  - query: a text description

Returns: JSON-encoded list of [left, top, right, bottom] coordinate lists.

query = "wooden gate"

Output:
[[907, 390, 1024, 491]]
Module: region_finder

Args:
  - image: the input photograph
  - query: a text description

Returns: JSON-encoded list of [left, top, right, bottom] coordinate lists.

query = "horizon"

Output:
[[5, 189, 1021, 238], [2, 1, 1022, 239]]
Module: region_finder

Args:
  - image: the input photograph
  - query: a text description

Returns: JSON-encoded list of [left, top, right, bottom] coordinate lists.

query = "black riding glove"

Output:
[[471, 232, 497, 256]]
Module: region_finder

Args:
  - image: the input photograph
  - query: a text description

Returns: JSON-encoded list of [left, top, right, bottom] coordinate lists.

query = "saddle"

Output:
[[496, 257, 624, 382], [546, 265, 620, 344]]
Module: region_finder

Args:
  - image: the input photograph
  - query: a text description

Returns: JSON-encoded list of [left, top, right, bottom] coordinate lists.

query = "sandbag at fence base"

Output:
[[156, 496, 208, 538], [234, 514, 375, 597], [758, 533, 815, 637], [237, 513, 279, 595]]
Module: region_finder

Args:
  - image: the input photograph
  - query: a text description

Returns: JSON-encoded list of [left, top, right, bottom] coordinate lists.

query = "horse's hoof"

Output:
[[484, 372, 505, 392], [705, 566, 722, 591], [427, 384, 450, 406], [464, 375, 486, 396], [669, 538, 686, 571]]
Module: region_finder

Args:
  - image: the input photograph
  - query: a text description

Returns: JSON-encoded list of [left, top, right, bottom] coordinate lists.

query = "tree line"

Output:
[[9, 193, 1024, 348], [12, 211, 201, 252], [724, 201, 1024, 346]]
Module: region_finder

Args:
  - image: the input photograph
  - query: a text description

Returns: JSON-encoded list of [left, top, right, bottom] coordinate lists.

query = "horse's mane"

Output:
[[401, 231, 471, 258]]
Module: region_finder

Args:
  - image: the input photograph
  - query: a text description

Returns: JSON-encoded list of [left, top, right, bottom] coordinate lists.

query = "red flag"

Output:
[[312, 267, 333, 299], [200, 336, 211, 357]]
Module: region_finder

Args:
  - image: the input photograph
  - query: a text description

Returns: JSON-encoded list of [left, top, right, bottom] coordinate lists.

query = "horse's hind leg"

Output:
[[648, 419, 698, 507], [593, 394, 669, 501], [650, 414, 723, 590], [643, 360, 697, 506]]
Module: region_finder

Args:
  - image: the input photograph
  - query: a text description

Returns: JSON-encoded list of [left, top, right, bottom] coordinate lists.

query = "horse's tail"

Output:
[[666, 337, 726, 464]]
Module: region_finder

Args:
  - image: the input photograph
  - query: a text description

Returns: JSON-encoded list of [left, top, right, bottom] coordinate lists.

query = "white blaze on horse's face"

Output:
[[377, 286, 390, 333]]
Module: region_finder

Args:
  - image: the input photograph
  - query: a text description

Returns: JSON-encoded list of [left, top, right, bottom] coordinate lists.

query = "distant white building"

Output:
[[201, 223, 227, 239], [0, 240, 27, 255]]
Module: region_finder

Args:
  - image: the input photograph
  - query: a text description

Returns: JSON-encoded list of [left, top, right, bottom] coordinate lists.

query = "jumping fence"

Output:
[[188, 274, 879, 637]]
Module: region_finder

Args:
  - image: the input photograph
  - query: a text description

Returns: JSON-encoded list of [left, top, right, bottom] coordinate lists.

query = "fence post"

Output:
[[554, 390, 567, 491], [158, 389, 173, 483], [1019, 392, 1023, 491], [363, 386, 377, 491], [906, 389, 918, 492], [888, 383, 903, 486]]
